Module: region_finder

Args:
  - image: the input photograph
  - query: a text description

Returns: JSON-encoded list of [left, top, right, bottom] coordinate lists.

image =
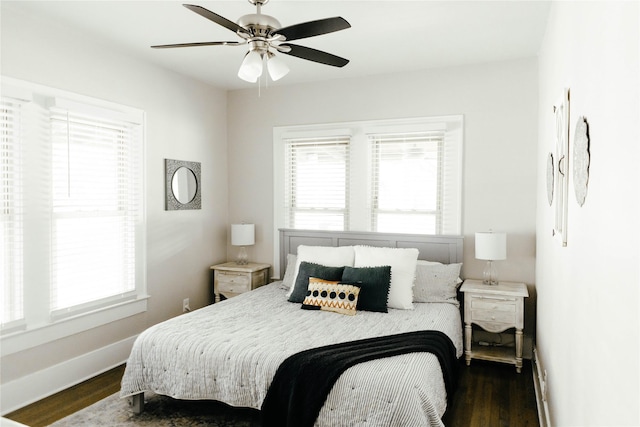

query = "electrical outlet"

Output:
[[183, 298, 190, 313]]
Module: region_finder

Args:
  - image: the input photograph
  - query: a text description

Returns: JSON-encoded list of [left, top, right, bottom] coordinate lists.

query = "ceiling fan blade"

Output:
[[276, 17, 351, 41], [152, 41, 244, 49], [183, 4, 248, 35], [280, 43, 349, 67]]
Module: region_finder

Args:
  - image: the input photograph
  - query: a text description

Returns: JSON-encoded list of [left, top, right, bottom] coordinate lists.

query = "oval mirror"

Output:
[[171, 166, 198, 204]]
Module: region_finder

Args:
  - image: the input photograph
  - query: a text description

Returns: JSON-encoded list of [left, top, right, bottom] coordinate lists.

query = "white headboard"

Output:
[[278, 229, 463, 276]]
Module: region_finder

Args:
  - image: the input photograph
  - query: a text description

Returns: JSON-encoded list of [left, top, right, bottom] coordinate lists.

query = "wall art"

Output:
[[546, 152, 554, 206], [165, 159, 201, 210], [573, 116, 590, 206], [552, 88, 569, 246]]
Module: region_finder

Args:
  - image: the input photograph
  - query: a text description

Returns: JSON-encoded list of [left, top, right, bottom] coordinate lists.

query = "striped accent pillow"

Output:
[[301, 278, 361, 316]]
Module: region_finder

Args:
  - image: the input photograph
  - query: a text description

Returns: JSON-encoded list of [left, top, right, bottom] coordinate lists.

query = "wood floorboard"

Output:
[[442, 359, 538, 427], [5, 365, 126, 427], [6, 359, 537, 427]]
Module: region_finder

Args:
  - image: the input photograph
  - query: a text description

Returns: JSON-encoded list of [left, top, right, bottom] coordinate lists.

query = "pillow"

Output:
[[286, 245, 355, 298], [280, 253, 297, 289], [413, 262, 463, 303], [288, 262, 346, 303], [353, 246, 419, 310], [416, 259, 444, 266], [341, 266, 391, 313], [301, 278, 360, 316], [416, 259, 462, 284]]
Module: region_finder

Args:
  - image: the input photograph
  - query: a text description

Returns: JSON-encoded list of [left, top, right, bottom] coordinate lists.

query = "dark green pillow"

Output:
[[288, 262, 345, 303], [341, 265, 391, 313]]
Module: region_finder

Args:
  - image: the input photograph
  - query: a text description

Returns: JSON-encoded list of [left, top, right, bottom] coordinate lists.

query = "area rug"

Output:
[[48, 392, 261, 427]]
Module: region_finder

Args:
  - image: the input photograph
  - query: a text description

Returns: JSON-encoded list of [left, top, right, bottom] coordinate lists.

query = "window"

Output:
[[370, 131, 444, 234], [284, 136, 350, 230], [1, 77, 146, 350], [274, 116, 462, 240], [49, 106, 140, 318], [1, 97, 24, 330]]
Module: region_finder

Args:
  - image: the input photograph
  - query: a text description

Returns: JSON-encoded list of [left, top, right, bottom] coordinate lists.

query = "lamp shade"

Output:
[[237, 51, 263, 83], [267, 54, 289, 81], [475, 231, 507, 261], [231, 224, 255, 246]]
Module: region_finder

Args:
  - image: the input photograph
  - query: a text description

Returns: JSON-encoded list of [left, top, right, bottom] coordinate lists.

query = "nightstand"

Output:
[[460, 279, 529, 373], [210, 262, 270, 303]]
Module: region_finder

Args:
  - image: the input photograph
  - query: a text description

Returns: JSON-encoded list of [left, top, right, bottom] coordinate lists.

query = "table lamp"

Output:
[[231, 224, 255, 265], [475, 231, 507, 285]]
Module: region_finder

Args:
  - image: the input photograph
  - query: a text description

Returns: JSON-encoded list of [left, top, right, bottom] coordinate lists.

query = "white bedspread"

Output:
[[120, 283, 463, 427]]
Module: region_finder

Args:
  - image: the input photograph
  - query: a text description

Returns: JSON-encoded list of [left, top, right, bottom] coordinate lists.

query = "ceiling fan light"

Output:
[[238, 50, 263, 82], [237, 70, 258, 83], [267, 54, 289, 81]]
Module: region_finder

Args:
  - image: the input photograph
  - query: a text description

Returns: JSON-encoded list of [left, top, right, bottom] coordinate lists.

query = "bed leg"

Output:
[[128, 392, 145, 414]]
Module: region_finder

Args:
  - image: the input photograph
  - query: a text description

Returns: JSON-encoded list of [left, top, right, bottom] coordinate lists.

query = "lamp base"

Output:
[[236, 247, 249, 265], [482, 260, 499, 285]]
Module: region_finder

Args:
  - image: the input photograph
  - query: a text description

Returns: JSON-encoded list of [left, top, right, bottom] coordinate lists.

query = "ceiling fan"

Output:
[[152, 1, 351, 83]]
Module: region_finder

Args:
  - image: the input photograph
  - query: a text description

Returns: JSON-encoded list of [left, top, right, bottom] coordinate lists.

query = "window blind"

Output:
[[284, 137, 350, 231], [370, 131, 444, 234], [49, 109, 140, 317], [1, 98, 24, 330]]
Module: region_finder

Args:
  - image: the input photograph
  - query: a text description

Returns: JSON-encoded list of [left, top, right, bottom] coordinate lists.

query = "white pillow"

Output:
[[353, 245, 419, 310], [286, 245, 355, 297]]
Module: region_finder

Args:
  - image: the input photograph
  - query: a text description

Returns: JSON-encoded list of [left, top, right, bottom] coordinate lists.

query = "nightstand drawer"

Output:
[[471, 309, 516, 324], [216, 271, 250, 285], [471, 298, 516, 312], [218, 281, 251, 294], [216, 272, 250, 294]]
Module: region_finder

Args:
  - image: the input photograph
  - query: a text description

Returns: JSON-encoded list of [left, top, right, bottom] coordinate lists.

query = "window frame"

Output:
[[0, 77, 147, 356]]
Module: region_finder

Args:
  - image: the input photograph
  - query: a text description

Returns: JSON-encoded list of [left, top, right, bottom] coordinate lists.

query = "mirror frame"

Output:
[[165, 158, 201, 210]]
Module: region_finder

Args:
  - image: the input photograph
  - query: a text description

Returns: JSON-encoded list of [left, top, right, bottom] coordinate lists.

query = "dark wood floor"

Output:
[[6, 359, 538, 427], [5, 365, 126, 427], [443, 359, 539, 427]]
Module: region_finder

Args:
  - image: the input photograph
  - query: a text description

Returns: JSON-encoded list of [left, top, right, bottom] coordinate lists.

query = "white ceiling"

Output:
[[4, 1, 551, 91]]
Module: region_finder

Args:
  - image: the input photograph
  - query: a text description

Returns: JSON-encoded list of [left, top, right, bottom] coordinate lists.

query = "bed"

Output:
[[120, 229, 464, 426]]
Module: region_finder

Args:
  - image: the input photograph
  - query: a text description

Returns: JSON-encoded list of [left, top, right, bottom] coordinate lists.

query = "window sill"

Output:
[[0, 295, 149, 357]]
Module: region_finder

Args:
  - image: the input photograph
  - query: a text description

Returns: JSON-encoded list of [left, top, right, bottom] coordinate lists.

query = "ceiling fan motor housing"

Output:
[[238, 14, 281, 39]]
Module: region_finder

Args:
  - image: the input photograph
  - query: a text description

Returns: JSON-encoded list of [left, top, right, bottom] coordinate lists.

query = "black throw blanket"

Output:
[[260, 330, 458, 427]]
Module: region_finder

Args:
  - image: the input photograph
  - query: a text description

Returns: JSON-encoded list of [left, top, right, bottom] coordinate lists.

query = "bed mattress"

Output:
[[120, 282, 463, 426]]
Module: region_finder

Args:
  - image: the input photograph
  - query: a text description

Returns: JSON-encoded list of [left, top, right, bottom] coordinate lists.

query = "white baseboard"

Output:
[[1, 335, 137, 415], [532, 346, 552, 427]]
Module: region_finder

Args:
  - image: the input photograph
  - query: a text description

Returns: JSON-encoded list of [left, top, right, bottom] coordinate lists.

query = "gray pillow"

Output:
[[281, 254, 297, 289], [413, 262, 462, 303]]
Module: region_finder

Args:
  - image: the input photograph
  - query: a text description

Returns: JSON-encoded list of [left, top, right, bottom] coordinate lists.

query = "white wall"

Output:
[[227, 58, 539, 351], [536, 1, 640, 425], [0, 4, 228, 411]]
